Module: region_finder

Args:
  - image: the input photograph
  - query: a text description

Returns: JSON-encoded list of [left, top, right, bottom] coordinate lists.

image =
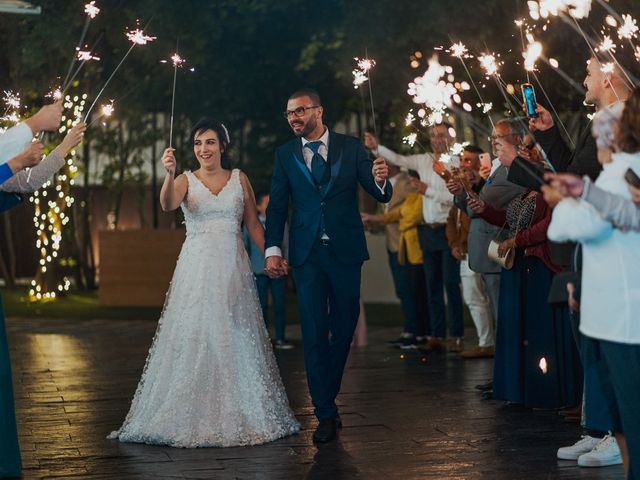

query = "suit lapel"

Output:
[[291, 140, 315, 188], [323, 131, 344, 198]]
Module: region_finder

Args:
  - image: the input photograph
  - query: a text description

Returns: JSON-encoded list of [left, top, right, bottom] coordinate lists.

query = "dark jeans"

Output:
[[569, 312, 611, 434], [387, 250, 416, 335], [418, 225, 463, 338], [255, 274, 286, 342], [583, 335, 640, 479], [405, 262, 431, 337]]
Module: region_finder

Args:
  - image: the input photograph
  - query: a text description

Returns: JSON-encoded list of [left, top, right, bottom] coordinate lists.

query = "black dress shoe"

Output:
[[313, 419, 337, 443], [475, 381, 493, 392]]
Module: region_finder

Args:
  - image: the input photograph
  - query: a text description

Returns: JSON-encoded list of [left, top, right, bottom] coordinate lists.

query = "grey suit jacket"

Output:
[[455, 164, 525, 273]]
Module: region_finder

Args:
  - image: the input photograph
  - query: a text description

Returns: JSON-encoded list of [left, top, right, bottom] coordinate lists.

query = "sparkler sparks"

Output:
[[449, 42, 468, 58], [527, 0, 591, 20], [355, 57, 376, 73], [101, 101, 114, 117], [3, 90, 20, 110], [601, 62, 615, 74], [46, 88, 63, 101], [403, 133, 417, 147], [478, 53, 499, 77], [126, 28, 157, 45], [617, 14, 639, 40], [352, 69, 368, 89], [539, 357, 548, 374], [407, 56, 457, 126], [405, 112, 415, 126], [84, 1, 100, 18], [523, 41, 543, 71], [76, 49, 100, 61], [598, 35, 617, 53]]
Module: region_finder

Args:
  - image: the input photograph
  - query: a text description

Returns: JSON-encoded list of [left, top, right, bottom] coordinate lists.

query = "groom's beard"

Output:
[[291, 117, 317, 138]]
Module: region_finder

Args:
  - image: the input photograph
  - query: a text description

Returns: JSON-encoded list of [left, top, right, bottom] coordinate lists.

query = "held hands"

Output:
[[497, 238, 515, 258], [264, 256, 288, 278], [630, 184, 640, 205], [528, 105, 554, 132], [363, 132, 378, 150], [372, 157, 389, 185], [162, 147, 177, 176]]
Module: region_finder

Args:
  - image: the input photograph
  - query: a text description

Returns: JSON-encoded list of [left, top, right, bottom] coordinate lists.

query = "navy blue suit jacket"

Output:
[[266, 130, 392, 267]]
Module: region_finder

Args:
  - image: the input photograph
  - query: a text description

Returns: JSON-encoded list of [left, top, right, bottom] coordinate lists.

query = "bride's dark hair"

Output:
[[190, 118, 231, 170]]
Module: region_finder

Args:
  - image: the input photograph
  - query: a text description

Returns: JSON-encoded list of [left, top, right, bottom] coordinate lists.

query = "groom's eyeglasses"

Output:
[[283, 106, 320, 119]]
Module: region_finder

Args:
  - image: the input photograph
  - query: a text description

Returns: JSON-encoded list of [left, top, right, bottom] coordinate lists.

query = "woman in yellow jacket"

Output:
[[363, 172, 431, 345]]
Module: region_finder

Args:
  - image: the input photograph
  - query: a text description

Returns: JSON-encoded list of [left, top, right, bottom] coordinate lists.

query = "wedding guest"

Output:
[[243, 193, 292, 349], [361, 170, 430, 347], [361, 162, 417, 348], [0, 101, 64, 478], [547, 95, 640, 475], [445, 145, 494, 358], [532, 51, 636, 466], [468, 182, 580, 410], [365, 126, 464, 352]]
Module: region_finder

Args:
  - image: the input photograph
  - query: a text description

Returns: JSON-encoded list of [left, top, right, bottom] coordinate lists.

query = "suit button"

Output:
[[321, 202, 325, 207]]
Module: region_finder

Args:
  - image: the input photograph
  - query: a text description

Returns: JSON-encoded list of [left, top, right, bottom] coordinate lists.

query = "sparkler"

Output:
[[449, 41, 495, 129], [87, 100, 114, 128], [408, 55, 457, 126], [83, 24, 156, 122], [354, 53, 378, 136], [62, 2, 101, 89], [163, 48, 187, 149]]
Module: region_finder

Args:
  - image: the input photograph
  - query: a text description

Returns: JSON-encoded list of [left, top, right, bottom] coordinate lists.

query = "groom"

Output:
[[265, 89, 392, 443]]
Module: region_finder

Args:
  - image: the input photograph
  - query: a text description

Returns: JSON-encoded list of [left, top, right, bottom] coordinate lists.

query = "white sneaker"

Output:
[[577, 434, 622, 467], [557, 435, 600, 460]]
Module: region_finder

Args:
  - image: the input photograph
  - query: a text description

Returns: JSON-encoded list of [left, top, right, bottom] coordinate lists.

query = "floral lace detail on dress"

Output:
[[107, 168, 299, 448]]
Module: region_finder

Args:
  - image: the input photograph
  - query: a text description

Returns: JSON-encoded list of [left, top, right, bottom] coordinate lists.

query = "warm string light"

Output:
[[28, 93, 85, 302]]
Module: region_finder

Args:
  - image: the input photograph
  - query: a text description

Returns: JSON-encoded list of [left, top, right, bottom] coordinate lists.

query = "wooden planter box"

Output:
[[98, 229, 185, 307]]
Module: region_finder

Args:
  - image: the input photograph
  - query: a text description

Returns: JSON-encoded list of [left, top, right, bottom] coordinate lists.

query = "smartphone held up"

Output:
[[522, 83, 539, 118]]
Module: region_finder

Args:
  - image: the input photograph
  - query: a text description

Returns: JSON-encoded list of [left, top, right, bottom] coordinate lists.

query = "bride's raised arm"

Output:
[[239, 171, 265, 254], [159, 147, 188, 211]]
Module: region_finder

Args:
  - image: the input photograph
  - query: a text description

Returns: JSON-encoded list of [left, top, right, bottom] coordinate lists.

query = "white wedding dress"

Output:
[[108, 169, 300, 448]]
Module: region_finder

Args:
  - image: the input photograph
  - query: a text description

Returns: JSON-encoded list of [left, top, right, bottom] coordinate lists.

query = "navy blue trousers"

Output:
[[293, 243, 361, 420]]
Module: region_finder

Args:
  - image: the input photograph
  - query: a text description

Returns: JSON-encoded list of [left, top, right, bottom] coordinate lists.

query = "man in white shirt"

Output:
[[364, 124, 464, 352]]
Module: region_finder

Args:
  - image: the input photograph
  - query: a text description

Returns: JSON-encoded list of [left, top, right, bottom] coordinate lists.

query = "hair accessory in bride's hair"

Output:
[[220, 123, 231, 145]]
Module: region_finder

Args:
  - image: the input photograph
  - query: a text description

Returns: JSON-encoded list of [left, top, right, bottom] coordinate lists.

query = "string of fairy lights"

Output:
[[27, 93, 84, 302]]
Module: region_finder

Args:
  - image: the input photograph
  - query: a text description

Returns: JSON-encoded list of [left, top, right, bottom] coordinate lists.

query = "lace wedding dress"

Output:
[[108, 169, 300, 448]]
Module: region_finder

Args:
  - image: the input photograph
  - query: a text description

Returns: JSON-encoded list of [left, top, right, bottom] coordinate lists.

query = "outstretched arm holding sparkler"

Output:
[[159, 147, 188, 212], [0, 123, 86, 193]]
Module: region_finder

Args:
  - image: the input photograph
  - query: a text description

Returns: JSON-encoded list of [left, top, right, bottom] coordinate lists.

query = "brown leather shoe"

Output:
[[461, 345, 495, 358], [418, 337, 446, 353], [448, 337, 464, 353]]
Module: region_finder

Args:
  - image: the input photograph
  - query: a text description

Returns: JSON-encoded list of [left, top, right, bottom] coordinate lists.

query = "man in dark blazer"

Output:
[[265, 89, 392, 443]]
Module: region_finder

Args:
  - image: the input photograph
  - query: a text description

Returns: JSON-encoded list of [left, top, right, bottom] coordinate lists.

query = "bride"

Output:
[[108, 118, 299, 448]]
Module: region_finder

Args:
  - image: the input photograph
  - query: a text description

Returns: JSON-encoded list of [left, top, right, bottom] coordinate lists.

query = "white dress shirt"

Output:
[[548, 152, 640, 344], [0, 123, 33, 165], [377, 145, 455, 224]]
